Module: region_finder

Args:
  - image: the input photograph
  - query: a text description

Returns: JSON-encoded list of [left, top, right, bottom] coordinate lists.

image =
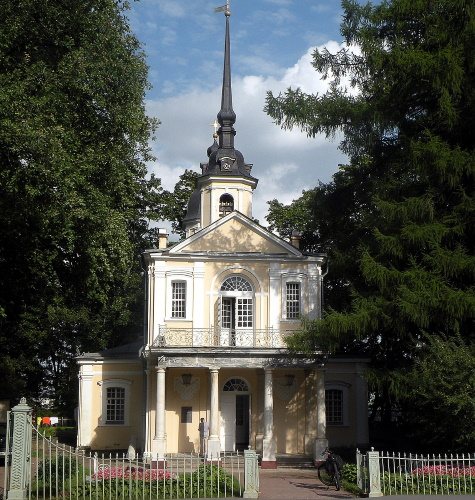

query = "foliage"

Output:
[[265, 0, 475, 445], [0, 0, 161, 410], [381, 471, 475, 495], [341, 462, 363, 496], [76, 463, 241, 499], [160, 169, 199, 239], [397, 335, 475, 450]]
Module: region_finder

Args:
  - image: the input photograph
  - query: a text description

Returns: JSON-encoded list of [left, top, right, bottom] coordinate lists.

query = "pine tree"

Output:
[[266, 0, 475, 445]]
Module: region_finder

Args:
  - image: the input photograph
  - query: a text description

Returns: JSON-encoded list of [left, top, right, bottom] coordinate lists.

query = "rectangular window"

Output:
[[181, 406, 192, 424], [286, 282, 300, 319], [237, 298, 253, 327], [106, 387, 125, 424], [325, 389, 343, 425], [172, 281, 186, 318]]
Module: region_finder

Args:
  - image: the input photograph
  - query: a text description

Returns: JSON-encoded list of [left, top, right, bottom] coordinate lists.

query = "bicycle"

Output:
[[317, 448, 343, 490]]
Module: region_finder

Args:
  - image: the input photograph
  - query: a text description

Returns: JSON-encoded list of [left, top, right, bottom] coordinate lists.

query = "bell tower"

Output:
[[183, 2, 258, 237]]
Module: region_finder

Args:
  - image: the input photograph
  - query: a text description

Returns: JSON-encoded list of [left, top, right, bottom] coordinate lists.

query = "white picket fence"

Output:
[[357, 448, 475, 496]]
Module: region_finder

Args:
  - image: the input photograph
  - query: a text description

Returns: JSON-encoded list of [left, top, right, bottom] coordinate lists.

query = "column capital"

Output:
[[156, 366, 167, 373], [209, 367, 220, 374]]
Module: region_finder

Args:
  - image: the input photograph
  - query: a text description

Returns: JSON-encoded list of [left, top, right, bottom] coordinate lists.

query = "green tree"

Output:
[[161, 169, 199, 239], [265, 0, 475, 444], [399, 335, 475, 451], [0, 0, 160, 411]]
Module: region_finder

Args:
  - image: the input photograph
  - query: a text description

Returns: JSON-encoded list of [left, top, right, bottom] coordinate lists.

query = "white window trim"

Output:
[[166, 271, 193, 321], [281, 273, 305, 321], [98, 379, 132, 427], [325, 381, 350, 427]]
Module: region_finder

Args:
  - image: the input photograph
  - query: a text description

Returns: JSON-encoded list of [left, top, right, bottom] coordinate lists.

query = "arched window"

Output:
[[219, 194, 234, 217], [219, 276, 254, 346], [223, 378, 249, 392], [221, 276, 252, 292]]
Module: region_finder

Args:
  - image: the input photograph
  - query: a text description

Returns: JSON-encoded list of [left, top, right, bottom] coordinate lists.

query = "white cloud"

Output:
[[157, 0, 186, 18], [146, 41, 350, 233]]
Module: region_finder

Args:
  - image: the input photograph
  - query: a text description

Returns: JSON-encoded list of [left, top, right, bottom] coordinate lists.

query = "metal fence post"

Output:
[[7, 397, 32, 500], [243, 449, 259, 498], [368, 449, 383, 497]]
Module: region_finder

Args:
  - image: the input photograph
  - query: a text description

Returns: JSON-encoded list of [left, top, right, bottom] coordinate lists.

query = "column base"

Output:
[[314, 438, 329, 464], [304, 434, 317, 456], [206, 436, 221, 460], [152, 436, 167, 461], [261, 460, 277, 469], [255, 433, 263, 455], [262, 436, 276, 465]]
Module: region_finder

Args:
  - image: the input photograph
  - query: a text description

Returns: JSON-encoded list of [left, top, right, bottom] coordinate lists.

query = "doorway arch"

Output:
[[220, 377, 251, 452]]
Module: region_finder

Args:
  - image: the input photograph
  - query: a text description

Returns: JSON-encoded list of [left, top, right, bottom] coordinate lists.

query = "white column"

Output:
[[193, 262, 205, 345], [308, 264, 320, 320], [269, 264, 281, 347], [154, 264, 167, 337], [143, 360, 153, 458], [77, 364, 93, 448], [154, 367, 167, 460], [314, 368, 328, 461], [304, 370, 317, 456], [262, 368, 276, 467], [207, 368, 221, 459], [146, 263, 155, 345]]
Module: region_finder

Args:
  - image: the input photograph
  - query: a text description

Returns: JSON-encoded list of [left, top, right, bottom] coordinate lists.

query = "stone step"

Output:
[[276, 455, 315, 469]]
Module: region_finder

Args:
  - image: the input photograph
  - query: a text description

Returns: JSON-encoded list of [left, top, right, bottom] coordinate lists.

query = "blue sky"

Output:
[[128, 0, 349, 231]]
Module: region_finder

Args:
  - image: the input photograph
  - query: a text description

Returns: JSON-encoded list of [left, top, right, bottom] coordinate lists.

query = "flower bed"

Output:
[[92, 465, 172, 481], [412, 465, 475, 478]]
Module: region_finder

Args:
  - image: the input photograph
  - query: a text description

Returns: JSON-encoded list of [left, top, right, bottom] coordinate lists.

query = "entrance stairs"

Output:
[[276, 454, 315, 469]]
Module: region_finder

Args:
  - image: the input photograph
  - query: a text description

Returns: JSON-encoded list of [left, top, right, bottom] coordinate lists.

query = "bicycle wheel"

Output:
[[317, 463, 334, 486], [333, 468, 341, 491]]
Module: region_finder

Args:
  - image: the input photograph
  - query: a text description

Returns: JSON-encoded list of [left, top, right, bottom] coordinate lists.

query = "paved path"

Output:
[[259, 468, 354, 499]]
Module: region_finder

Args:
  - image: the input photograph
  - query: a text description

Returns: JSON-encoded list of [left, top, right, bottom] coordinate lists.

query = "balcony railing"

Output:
[[152, 327, 297, 349]]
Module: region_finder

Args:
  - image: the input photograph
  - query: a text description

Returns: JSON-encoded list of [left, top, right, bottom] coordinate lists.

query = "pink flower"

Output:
[[92, 466, 173, 481], [412, 465, 475, 478]]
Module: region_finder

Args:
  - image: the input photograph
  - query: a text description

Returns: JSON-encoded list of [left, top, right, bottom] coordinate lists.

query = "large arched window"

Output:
[[219, 276, 254, 346], [219, 194, 234, 217]]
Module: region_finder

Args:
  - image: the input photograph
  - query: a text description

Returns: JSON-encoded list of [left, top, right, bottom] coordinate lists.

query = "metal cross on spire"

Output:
[[214, 0, 230, 17]]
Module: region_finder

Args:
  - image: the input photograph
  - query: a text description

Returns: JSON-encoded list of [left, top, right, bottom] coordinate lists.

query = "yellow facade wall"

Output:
[[87, 361, 144, 451]]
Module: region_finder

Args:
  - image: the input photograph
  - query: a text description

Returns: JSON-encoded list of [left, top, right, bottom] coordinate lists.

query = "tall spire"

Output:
[[217, 2, 236, 149]]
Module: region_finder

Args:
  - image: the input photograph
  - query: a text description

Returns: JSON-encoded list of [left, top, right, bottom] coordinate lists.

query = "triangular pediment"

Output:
[[170, 212, 302, 256]]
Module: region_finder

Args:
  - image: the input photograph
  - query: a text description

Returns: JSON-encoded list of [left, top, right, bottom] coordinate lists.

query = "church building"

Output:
[[77, 5, 368, 467]]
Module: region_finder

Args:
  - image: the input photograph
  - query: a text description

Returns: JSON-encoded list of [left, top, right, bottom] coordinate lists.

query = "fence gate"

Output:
[[3, 398, 259, 499]]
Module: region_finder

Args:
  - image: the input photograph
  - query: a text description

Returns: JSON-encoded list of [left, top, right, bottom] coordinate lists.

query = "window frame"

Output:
[[171, 281, 187, 319], [285, 282, 301, 320], [281, 274, 305, 321], [98, 379, 131, 427], [166, 271, 193, 321], [325, 382, 350, 427]]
